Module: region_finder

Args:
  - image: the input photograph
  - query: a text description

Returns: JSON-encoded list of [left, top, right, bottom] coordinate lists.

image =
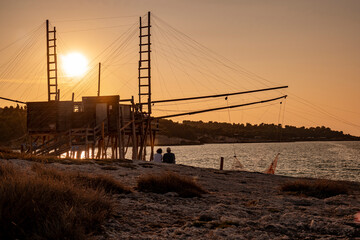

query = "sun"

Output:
[[61, 52, 89, 77]]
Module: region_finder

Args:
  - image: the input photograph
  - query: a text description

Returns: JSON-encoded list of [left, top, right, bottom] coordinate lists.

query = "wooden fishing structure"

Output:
[[1, 12, 288, 160], [26, 14, 156, 160]]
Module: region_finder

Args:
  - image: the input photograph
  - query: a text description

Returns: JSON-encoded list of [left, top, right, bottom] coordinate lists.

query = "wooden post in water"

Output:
[[220, 157, 224, 170]]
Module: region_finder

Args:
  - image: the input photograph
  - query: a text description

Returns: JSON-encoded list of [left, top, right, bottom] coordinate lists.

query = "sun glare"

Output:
[[61, 52, 89, 77]]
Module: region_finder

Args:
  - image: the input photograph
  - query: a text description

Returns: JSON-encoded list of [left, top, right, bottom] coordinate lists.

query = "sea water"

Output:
[[131, 141, 360, 182]]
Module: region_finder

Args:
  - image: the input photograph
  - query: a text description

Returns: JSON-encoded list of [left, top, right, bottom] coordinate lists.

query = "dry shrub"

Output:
[[21, 154, 93, 165], [0, 147, 14, 154], [31, 163, 66, 181], [0, 150, 62, 164], [0, 149, 19, 160], [0, 162, 117, 239], [0, 148, 54, 162], [0, 161, 15, 177], [280, 179, 349, 199], [198, 214, 214, 222], [0, 148, 135, 166], [212, 221, 239, 229], [118, 162, 137, 169], [0, 148, 91, 165], [32, 163, 131, 194], [74, 173, 131, 194], [137, 171, 207, 198], [101, 166, 118, 171]]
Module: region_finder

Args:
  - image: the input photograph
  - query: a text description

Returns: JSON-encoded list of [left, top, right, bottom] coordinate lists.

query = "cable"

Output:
[[54, 15, 138, 23]]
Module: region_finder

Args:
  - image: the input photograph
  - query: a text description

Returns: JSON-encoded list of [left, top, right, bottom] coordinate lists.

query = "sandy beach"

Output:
[[4, 158, 360, 239]]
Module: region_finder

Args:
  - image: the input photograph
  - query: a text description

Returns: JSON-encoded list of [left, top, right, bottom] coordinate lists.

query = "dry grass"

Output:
[[137, 171, 207, 198], [0, 148, 133, 166], [0, 161, 15, 176], [32, 164, 131, 194], [118, 162, 137, 169], [0, 148, 87, 165], [0, 146, 13, 154], [280, 179, 349, 199], [101, 166, 119, 171], [73, 173, 132, 194], [193, 215, 239, 229], [0, 162, 126, 239]]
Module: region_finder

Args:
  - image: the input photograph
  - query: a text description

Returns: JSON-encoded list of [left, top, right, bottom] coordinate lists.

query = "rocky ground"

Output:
[[6, 158, 360, 239]]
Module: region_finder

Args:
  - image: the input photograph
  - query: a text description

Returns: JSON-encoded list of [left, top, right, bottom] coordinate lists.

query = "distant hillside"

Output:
[[0, 106, 358, 147], [158, 119, 360, 144]]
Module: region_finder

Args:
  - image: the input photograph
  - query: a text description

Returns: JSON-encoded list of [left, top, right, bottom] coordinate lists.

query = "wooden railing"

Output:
[[33, 121, 108, 156]]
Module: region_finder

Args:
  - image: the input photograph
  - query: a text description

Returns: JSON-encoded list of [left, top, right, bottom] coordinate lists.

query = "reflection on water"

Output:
[[128, 141, 360, 182]]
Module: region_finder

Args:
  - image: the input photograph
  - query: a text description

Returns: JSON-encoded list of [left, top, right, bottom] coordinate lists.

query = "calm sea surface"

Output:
[[130, 141, 360, 182]]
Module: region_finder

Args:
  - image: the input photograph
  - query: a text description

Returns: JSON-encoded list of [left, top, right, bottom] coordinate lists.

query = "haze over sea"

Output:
[[130, 141, 360, 183]]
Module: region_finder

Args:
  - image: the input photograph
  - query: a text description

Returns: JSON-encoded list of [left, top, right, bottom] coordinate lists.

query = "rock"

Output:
[[164, 192, 179, 197]]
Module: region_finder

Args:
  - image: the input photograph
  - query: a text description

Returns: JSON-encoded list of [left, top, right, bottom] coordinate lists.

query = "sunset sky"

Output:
[[0, 0, 359, 136]]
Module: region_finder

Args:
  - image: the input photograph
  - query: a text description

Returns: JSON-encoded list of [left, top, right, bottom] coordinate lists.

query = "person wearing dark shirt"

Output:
[[163, 147, 175, 164]]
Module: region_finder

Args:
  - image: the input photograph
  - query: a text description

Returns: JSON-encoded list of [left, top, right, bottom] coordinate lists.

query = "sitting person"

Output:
[[163, 147, 175, 164], [153, 148, 163, 163]]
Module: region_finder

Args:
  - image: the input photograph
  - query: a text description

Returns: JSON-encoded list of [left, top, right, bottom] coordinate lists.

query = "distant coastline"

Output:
[[154, 135, 359, 146], [156, 119, 360, 146], [0, 107, 359, 147]]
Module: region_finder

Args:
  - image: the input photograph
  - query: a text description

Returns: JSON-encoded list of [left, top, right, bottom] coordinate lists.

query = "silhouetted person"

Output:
[[163, 147, 175, 164], [153, 148, 163, 163]]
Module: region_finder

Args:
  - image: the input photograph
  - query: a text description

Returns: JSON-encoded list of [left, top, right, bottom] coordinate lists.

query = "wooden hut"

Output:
[[26, 95, 144, 159]]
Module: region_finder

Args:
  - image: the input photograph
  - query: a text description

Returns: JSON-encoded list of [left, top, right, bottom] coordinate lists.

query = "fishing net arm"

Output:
[[0, 96, 26, 104], [154, 95, 287, 119], [147, 86, 288, 105]]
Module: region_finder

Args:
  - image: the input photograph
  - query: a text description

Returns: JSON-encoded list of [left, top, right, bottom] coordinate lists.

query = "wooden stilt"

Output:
[[141, 118, 150, 161], [76, 149, 81, 159], [115, 137, 118, 159], [85, 128, 89, 159], [125, 135, 131, 156], [104, 136, 110, 159], [86, 144, 89, 159], [101, 122, 105, 159], [96, 139, 101, 159], [30, 136, 33, 154], [121, 109, 126, 159], [150, 129, 156, 161], [111, 136, 114, 159], [131, 97, 138, 160]]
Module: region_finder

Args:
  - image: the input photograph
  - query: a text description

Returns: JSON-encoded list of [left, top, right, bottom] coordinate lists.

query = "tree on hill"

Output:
[[0, 105, 27, 146], [158, 119, 359, 143]]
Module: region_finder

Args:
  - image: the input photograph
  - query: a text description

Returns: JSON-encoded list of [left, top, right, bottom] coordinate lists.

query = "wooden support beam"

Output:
[[149, 86, 288, 105], [0, 96, 26, 104], [155, 95, 287, 119]]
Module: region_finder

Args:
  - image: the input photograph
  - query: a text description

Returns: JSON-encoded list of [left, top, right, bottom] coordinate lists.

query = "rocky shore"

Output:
[[5, 158, 360, 239]]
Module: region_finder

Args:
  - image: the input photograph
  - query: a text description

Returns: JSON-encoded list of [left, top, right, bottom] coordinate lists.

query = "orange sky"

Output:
[[0, 0, 359, 136]]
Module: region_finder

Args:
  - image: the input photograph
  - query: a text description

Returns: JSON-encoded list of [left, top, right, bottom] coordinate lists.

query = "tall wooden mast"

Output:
[[46, 20, 58, 101], [138, 12, 152, 114]]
